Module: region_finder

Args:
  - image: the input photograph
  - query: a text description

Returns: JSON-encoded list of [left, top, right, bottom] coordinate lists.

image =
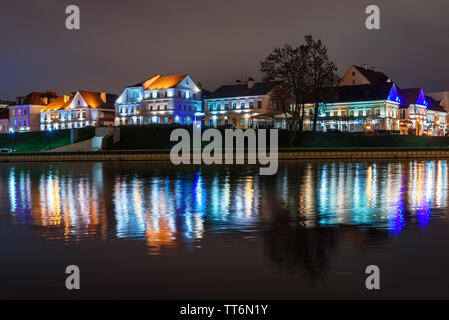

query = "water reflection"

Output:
[[0, 160, 447, 255]]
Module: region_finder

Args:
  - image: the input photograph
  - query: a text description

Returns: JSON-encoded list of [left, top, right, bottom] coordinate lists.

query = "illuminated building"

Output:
[[8, 91, 57, 132], [424, 96, 447, 136], [40, 91, 117, 131], [310, 82, 402, 132], [0, 101, 12, 133], [114, 74, 203, 126], [338, 64, 393, 86], [204, 78, 283, 128], [304, 65, 448, 134]]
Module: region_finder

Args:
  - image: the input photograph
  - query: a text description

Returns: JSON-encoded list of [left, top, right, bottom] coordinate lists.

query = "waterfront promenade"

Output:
[[2, 147, 449, 162]]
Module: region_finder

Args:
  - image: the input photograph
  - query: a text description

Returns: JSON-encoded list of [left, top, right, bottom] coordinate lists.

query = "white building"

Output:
[[204, 78, 283, 129], [40, 91, 116, 131], [115, 74, 203, 126]]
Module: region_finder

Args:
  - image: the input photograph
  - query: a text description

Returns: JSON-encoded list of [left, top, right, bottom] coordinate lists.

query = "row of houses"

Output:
[[1, 65, 448, 136]]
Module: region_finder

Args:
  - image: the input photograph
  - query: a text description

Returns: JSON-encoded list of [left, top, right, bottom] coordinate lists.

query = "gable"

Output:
[[416, 89, 428, 107], [175, 75, 200, 92], [70, 92, 88, 109], [338, 66, 371, 86], [338, 65, 391, 87], [387, 84, 401, 103]]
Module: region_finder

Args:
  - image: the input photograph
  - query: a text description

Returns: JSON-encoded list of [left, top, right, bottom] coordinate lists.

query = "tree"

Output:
[[260, 44, 310, 147], [269, 82, 292, 113], [303, 35, 339, 131]]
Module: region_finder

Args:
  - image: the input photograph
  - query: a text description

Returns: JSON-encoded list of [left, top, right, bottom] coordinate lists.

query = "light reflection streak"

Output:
[[0, 160, 448, 253]]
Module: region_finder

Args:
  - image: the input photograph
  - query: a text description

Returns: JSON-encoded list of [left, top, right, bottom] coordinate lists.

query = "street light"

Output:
[[8, 128, 15, 152], [47, 127, 53, 150]]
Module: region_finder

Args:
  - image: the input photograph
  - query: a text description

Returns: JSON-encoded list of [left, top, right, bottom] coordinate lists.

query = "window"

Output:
[[366, 110, 371, 116], [240, 118, 246, 127], [341, 110, 346, 116], [232, 119, 236, 126], [352, 71, 355, 76], [257, 101, 262, 109], [224, 102, 229, 110], [249, 101, 254, 109], [349, 110, 354, 116], [78, 100, 80, 105], [375, 108, 380, 116], [333, 111, 338, 116], [240, 101, 245, 109], [209, 103, 214, 111], [232, 102, 236, 110]]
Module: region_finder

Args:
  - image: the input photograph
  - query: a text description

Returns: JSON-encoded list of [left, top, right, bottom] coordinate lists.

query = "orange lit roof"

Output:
[[78, 91, 105, 109], [41, 95, 73, 111], [41, 91, 116, 111], [142, 74, 187, 90]]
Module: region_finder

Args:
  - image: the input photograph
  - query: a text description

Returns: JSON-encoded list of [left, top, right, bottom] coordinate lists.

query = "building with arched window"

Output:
[[114, 74, 203, 126]]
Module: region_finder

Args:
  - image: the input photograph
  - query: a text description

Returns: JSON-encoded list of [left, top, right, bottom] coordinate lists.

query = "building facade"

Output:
[[8, 91, 57, 132], [305, 65, 448, 135], [40, 91, 116, 131], [115, 74, 203, 126], [0, 107, 10, 134], [204, 78, 282, 129], [308, 83, 401, 132]]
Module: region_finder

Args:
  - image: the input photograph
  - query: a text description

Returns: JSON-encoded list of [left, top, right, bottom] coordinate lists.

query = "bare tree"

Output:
[[304, 35, 339, 131], [261, 44, 310, 146]]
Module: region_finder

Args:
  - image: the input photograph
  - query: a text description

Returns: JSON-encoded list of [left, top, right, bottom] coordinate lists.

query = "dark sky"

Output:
[[0, 0, 448, 100]]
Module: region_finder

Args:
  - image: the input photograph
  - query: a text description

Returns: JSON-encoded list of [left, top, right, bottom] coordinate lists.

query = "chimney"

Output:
[[236, 80, 242, 84], [64, 95, 70, 103], [370, 66, 377, 72], [100, 92, 107, 103], [247, 77, 255, 89], [361, 64, 368, 69], [41, 97, 49, 105]]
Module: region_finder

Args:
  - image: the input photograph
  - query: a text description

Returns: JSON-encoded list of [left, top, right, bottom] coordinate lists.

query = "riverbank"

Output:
[[2, 147, 449, 162], [0, 127, 95, 152]]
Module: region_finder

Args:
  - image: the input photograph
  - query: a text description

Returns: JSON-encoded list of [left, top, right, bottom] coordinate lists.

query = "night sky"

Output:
[[0, 0, 448, 100]]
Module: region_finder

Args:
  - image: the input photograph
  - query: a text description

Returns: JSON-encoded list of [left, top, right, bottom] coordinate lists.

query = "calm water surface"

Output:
[[1, 160, 449, 299]]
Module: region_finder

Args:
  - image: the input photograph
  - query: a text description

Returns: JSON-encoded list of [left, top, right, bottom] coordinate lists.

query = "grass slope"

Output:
[[0, 127, 95, 152]]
